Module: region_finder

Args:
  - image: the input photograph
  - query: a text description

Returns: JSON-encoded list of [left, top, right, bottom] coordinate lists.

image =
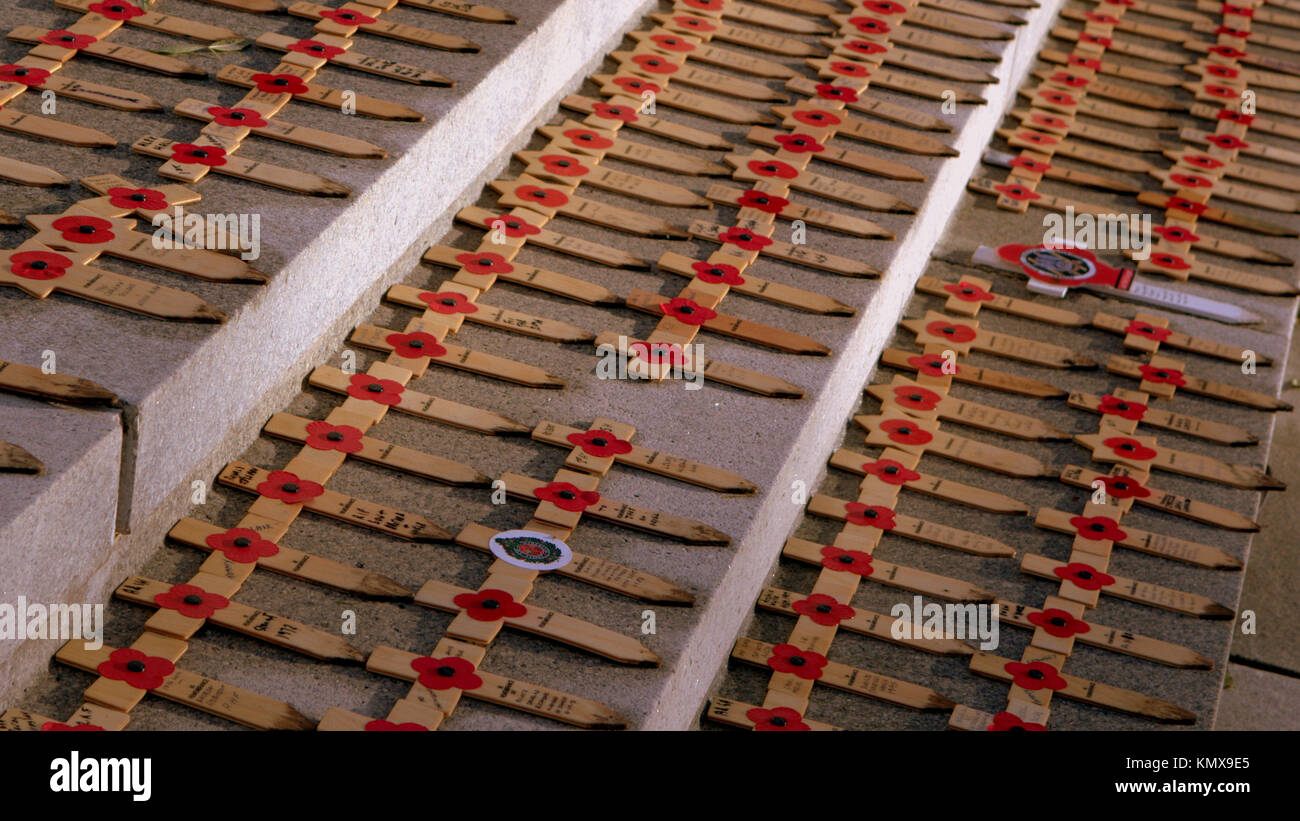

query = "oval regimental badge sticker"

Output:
[[489, 529, 573, 572]]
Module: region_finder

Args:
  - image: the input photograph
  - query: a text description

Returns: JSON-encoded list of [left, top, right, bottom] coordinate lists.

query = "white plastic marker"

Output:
[[971, 242, 1260, 325]]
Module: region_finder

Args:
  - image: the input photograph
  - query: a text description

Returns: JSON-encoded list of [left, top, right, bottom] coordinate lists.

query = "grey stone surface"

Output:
[[1216, 664, 1300, 731], [8, 0, 1075, 727], [0, 394, 121, 699]]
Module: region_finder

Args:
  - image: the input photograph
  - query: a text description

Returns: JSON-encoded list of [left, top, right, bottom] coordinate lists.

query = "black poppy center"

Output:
[[1155, 371, 1170, 379], [192, 149, 209, 158], [788, 656, 806, 667], [407, 339, 424, 349], [896, 426, 912, 436], [1119, 443, 1135, 452], [29, 260, 47, 270], [129, 193, 149, 201], [815, 604, 832, 614], [763, 165, 779, 172], [861, 509, 878, 519], [1077, 570, 1094, 580], [233, 537, 252, 548], [77, 225, 98, 234], [738, 233, 753, 241], [110, 5, 126, 11], [437, 665, 456, 677], [183, 594, 203, 606], [367, 383, 385, 393], [272, 78, 290, 86], [1027, 669, 1045, 680], [769, 716, 787, 727], [678, 305, 695, 314], [1112, 481, 1129, 491], [555, 159, 572, 167], [480, 599, 500, 610], [441, 298, 457, 306], [591, 437, 608, 447], [1049, 616, 1068, 627], [61, 35, 75, 42], [1089, 523, 1106, 533], [282, 482, 300, 493], [326, 431, 345, 442], [884, 466, 899, 474], [310, 44, 325, 52], [943, 326, 956, 334], [838, 555, 855, 564], [710, 267, 726, 276], [126, 660, 147, 673], [961, 288, 974, 295], [558, 490, 577, 500], [1116, 402, 1130, 411]]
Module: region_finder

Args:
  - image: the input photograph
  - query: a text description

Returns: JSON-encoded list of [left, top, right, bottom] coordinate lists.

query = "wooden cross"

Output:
[[135, 0, 512, 193]]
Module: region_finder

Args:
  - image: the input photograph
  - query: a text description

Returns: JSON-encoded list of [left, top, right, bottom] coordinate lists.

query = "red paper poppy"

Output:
[[1080, 32, 1112, 47], [891, 385, 942, 411], [1222, 3, 1254, 16], [1139, 364, 1186, 386], [287, 39, 346, 59], [204, 527, 280, 563], [774, 133, 824, 154], [845, 502, 897, 530], [561, 128, 614, 150], [994, 183, 1040, 202], [880, 417, 933, 446], [1016, 131, 1058, 146], [410, 655, 482, 691], [256, 470, 325, 504], [1217, 110, 1254, 125], [628, 341, 686, 367], [1104, 436, 1158, 461], [318, 8, 376, 25], [1004, 660, 1067, 691], [862, 458, 920, 485], [1053, 561, 1116, 591], [612, 76, 661, 95], [39, 30, 97, 50], [926, 320, 977, 344], [514, 185, 570, 209], [1215, 26, 1250, 38], [1206, 64, 1240, 79], [1084, 11, 1118, 23], [672, 15, 716, 32], [364, 720, 429, 731], [1068, 55, 1101, 70], [96, 648, 174, 690], [1070, 515, 1128, 542], [746, 706, 810, 732], [1096, 475, 1151, 500], [691, 260, 745, 285], [905, 354, 955, 378], [845, 39, 888, 55], [631, 54, 678, 75], [814, 83, 859, 103], [250, 72, 309, 95], [820, 545, 874, 576], [766, 643, 828, 680], [106, 187, 168, 211], [1150, 225, 1199, 244], [1206, 134, 1248, 150], [747, 159, 799, 179], [1124, 320, 1173, 341], [1165, 197, 1207, 216], [736, 189, 789, 214], [419, 290, 479, 314], [718, 226, 773, 251], [792, 108, 842, 127], [482, 213, 540, 238], [537, 153, 589, 177], [988, 712, 1047, 731], [792, 593, 855, 627], [1205, 84, 1241, 99], [650, 34, 695, 52], [943, 281, 995, 302], [87, 1, 144, 20], [347, 373, 405, 405], [592, 102, 638, 123], [8, 250, 71, 280], [304, 420, 365, 453], [848, 16, 891, 34], [1170, 173, 1213, 189], [153, 583, 230, 619], [0, 64, 50, 87], [454, 251, 514, 276], [1037, 90, 1078, 106], [170, 143, 228, 167], [51, 215, 115, 245], [1051, 73, 1090, 90], [1098, 394, 1147, 420], [861, 0, 906, 12], [682, 0, 724, 9], [566, 429, 634, 458], [386, 331, 445, 360], [453, 589, 528, 621], [534, 480, 601, 512], [830, 60, 870, 78], [660, 296, 718, 326], [41, 722, 105, 731], [1010, 156, 1051, 174], [1032, 113, 1068, 130], [1028, 608, 1091, 638]]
